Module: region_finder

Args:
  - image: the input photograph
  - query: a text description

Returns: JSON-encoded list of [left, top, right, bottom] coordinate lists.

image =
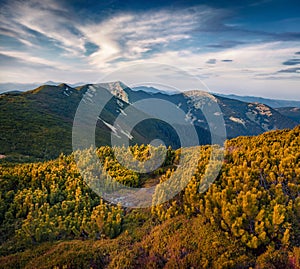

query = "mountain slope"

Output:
[[124, 86, 298, 138], [275, 107, 300, 123], [0, 83, 210, 161], [131, 85, 300, 108], [216, 96, 297, 137], [0, 82, 298, 162]]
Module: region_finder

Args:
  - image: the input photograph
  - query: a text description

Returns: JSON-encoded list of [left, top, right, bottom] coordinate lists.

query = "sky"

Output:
[[0, 0, 299, 99]]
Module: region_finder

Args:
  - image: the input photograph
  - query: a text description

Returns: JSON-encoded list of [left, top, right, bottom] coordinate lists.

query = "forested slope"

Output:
[[0, 126, 299, 268]]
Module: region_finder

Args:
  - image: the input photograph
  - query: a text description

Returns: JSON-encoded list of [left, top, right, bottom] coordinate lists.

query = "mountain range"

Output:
[[132, 85, 300, 108], [213, 93, 300, 109], [2, 82, 300, 109], [0, 81, 87, 94], [0, 81, 299, 162]]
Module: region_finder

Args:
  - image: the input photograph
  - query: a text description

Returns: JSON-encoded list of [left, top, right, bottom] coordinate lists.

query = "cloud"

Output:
[[0, 0, 230, 72], [206, 40, 245, 49], [278, 67, 300, 73], [79, 6, 226, 68], [0, 0, 300, 100], [282, 59, 300, 65], [265, 32, 300, 42], [206, 59, 217, 64], [254, 75, 300, 80], [0, 0, 86, 56], [0, 50, 69, 70], [130, 41, 300, 99]]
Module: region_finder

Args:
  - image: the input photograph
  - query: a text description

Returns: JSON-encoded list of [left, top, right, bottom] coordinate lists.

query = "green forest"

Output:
[[0, 126, 299, 268]]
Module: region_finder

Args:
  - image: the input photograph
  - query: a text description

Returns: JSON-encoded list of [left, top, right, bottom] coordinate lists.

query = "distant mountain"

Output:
[[0, 81, 88, 94], [132, 86, 178, 95], [0, 81, 298, 162], [213, 93, 300, 108], [125, 88, 298, 138], [0, 82, 43, 93], [133, 85, 300, 108]]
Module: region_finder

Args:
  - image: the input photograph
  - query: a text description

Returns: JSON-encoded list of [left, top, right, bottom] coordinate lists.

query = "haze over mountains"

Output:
[[0, 81, 299, 162]]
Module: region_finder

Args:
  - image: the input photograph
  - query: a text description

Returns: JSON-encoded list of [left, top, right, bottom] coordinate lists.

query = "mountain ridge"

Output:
[[0, 81, 298, 162], [2, 82, 300, 108]]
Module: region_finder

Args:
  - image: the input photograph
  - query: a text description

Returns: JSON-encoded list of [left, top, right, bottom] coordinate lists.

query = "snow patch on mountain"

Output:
[[63, 87, 70, 97], [119, 108, 127, 116], [98, 117, 133, 140], [82, 86, 98, 103], [229, 116, 246, 126], [118, 125, 133, 140], [117, 99, 124, 108], [88, 86, 96, 93], [85, 91, 94, 98], [98, 117, 117, 131], [185, 109, 197, 124]]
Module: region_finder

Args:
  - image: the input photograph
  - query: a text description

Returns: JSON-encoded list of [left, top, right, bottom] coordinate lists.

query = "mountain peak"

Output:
[[96, 81, 130, 103], [44, 81, 60, 85], [58, 83, 71, 88], [29, 84, 55, 94], [26, 83, 76, 96], [184, 90, 218, 102]]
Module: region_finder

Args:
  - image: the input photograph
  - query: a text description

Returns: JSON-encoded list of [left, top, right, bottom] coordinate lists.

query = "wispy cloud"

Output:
[[2, 0, 86, 56], [0, 50, 70, 69], [206, 41, 245, 49], [79, 7, 226, 68], [278, 67, 300, 73], [0, 0, 299, 99], [282, 59, 300, 66], [0, 0, 229, 76], [206, 59, 217, 64]]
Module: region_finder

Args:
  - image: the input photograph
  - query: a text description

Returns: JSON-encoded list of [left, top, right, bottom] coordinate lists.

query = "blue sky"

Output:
[[0, 0, 299, 99]]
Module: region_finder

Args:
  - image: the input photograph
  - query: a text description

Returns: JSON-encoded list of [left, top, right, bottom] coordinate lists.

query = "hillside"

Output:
[[275, 107, 300, 124], [124, 85, 298, 137], [0, 82, 211, 162], [0, 126, 299, 268], [0, 82, 298, 163]]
